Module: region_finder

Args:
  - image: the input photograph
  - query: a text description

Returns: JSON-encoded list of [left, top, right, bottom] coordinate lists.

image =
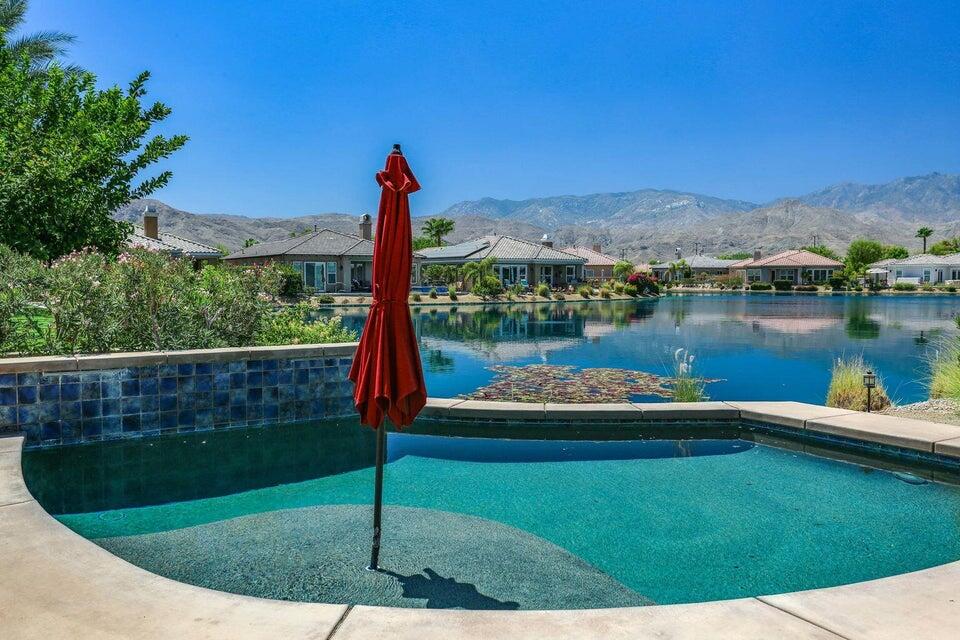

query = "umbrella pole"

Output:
[[367, 423, 387, 571]]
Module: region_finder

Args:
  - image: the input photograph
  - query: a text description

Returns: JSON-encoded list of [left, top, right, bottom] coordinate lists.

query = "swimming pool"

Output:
[[23, 416, 960, 610], [320, 293, 960, 404]]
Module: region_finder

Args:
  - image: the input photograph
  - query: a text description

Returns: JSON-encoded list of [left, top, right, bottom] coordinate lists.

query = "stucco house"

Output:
[[736, 250, 843, 284], [223, 215, 423, 292], [560, 245, 618, 281], [127, 207, 221, 267], [880, 253, 960, 285], [420, 235, 586, 287], [650, 255, 741, 282]]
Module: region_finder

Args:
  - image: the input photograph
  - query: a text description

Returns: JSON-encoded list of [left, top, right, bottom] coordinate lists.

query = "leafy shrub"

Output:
[[852, 285, 863, 292], [772, 279, 793, 291], [599, 287, 612, 299], [922, 285, 935, 292], [448, 289, 458, 301], [750, 282, 773, 290], [623, 284, 638, 296], [257, 304, 356, 346], [510, 283, 524, 297], [627, 272, 660, 295], [712, 274, 743, 289], [276, 263, 305, 299], [672, 348, 706, 402], [471, 275, 503, 299], [536, 283, 551, 298], [948, 286, 958, 293], [577, 285, 592, 298], [828, 275, 848, 290], [410, 293, 422, 302], [613, 283, 625, 295], [553, 292, 566, 300], [825, 356, 890, 411], [423, 264, 461, 286], [794, 284, 818, 292], [315, 294, 335, 304], [893, 282, 917, 291], [429, 288, 438, 299]]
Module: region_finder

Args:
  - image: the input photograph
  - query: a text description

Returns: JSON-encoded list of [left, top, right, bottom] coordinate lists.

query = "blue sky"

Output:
[[25, 1, 960, 217]]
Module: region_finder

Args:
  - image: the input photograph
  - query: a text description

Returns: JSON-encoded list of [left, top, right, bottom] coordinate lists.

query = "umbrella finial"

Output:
[[391, 143, 402, 155]]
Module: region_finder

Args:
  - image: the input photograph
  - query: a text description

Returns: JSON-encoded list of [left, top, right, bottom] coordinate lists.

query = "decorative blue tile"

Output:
[[141, 396, 159, 413], [101, 398, 120, 417], [159, 395, 177, 412], [214, 373, 230, 390], [247, 388, 262, 403], [178, 377, 195, 393], [81, 419, 102, 438], [159, 364, 178, 377], [159, 411, 178, 430], [228, 360, 245, 373], [41, 421, 61, 442], [229, 404, 246, 421], [141, 412, 159, 431], [100, 379, 121, 399], [159, 377, 177, 394], [261, 359, 278, 371], [79, 372, 101, 383], [177, 363, 195, 376], [278, 370, 293, 385], [0, 406, 16, 428], [246, 404, 263, 421], [81, 382, 101, 400], [102, 415, 122, 436], [0, 374, 15, 386], [263, 403, 279, 419], [140, 377, 158, 396], [121, 397, 141, 415], [263, 371, 278, 386], [229, 389, 246, 405], [213, 391, 230, 407], [177, 409, 195, 426], [38, 384, 59, 402], [195, 375, 213, 392], [195, 362, 213, 375], [17, 372, 39, 386], [81, 400, 102, 419], [61, 401, 81, 421], [18, 386, 37, 404], [38, 403, 60, 422], [17, 404, 39, 424], [0, 387, 15, 406], [196, 408, 213, 428], [137, 365, 159, 378], [246, 359, 262, 371], [60, 383, 80, 401], [121, 379, 140, 397], [246, 371, 263, 387], [294, 369, 309, 384], [122, 414, 141, 432]]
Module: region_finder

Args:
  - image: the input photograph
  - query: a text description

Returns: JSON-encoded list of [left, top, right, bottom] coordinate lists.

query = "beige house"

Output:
[[560, 244, 618, 281], [223, 215, 423, 292], [126, 207, 221, 267], [735, 249, 843, 284], [420, 235, 586, 287]]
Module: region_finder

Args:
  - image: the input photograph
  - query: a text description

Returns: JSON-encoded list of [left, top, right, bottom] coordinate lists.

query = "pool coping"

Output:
[[3, 400, 960, 639]]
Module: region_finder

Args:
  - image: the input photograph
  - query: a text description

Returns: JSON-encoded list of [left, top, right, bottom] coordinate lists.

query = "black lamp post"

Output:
[[863, 369, 876, 412]]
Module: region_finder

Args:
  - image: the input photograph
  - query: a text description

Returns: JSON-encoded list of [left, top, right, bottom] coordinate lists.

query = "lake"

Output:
[[321, 293, 960, 404]]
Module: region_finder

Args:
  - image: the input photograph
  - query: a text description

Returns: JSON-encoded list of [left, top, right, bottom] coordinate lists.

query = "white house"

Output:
[[881, 253, 960, 285]]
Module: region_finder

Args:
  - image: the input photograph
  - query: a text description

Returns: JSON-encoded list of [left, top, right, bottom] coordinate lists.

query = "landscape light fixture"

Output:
[[863, 370, 876, 413]]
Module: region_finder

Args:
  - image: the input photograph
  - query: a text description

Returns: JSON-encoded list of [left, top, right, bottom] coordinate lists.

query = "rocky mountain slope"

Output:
[[114, 172, 959, 262]]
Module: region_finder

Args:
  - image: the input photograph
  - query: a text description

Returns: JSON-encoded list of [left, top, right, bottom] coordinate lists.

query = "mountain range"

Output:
[[115, 172, 960, 262]]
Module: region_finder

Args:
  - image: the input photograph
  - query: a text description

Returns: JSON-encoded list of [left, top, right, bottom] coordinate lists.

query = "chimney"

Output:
[[675, 247, 682, 259], [541, 234, 553, 248], [592, 243, 602, 253], [359, 214, 372, 240], [753, 249, 761, 261], [143, 205, 159, 240]]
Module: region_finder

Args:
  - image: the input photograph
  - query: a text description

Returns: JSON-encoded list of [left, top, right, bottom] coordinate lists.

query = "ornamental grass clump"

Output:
[[577, 285, 592, 298], [825, 355, 890, 411], [536, 283, 551, 298], [929, 332, 960, 400], [671, 348, 706, 402]]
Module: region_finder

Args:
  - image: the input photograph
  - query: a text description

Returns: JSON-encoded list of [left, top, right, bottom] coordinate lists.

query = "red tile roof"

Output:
[[740, 250, 843, 268], [560, 246, 618, 266]]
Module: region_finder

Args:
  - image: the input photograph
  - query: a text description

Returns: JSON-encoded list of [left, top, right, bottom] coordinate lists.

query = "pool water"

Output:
[[23, 419, 960, 609], [321, 293, 960, 404]]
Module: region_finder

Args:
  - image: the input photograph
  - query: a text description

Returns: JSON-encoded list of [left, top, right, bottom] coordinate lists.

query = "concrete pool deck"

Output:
[[3, 400, 960, 639]]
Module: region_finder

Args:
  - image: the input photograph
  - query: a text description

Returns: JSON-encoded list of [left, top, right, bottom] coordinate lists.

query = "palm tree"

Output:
[[916, 227, 934, 253], [460, 256, 497, 288], [422, 217, 455, 247], [1, 1, 78, 72], [613, 260, 635, 282]]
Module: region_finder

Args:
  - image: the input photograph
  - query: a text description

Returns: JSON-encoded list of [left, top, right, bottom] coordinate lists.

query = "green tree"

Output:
[[929, 237, 960, 256], [882, 244, 908, 260], [716, 251, 752, 260], [412, 236, 436, 251], [0, 0, 78, 72], [801, 244, 842, 262], [0, 50, 187, 261], [916, 227, 934, 253], [422, 217, 455, 247], [461, 256, 497, 286], [613, 260, 635, 281], [243, 239, 258, 248], [845, 239, 886, 272]]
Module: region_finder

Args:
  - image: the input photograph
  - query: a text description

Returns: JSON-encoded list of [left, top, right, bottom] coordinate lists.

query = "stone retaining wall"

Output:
[[0, 344, 358, 448]]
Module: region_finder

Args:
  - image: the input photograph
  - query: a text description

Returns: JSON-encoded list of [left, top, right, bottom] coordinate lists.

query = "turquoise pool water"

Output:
[[23, 419, 960, 609], [320, 293, 960, 403]]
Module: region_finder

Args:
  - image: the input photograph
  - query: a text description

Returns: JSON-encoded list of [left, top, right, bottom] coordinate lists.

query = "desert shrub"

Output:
[[794, 284, 818, 292], [536, 283, 551, 298], [825, 355, 890, 411], [410, 293, 422, 302], [613, 283, 625, 295], [599, 287, 612, 299], [276, 264, 305, 299], [429, 288, 438, 299], [623, 284, 638, 296], [922, 285, 935, 292], [257, 304, 356, 346], [893, 282, 917, 291], [712, 274, 743, 289], [553, 292, 566, 300], [672, 348, 706, 402], [577, 285, 593, 298], [510, 283, 524, 297], [772, 279, 793, 291], [448, 289, 458, 301], [948, 286, 958, 293], [472, 275, 503, 299], [750, 282, 773, 291], [828, 275, 848, 290], [627, 272, 660, 295], [315, 294, 335, 303]]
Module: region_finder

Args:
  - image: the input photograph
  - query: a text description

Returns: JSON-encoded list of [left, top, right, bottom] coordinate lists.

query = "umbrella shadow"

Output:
[[381, 567, 520, 610]]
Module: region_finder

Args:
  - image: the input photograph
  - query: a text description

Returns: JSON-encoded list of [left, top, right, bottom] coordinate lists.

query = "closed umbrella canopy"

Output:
[[349, 147, 427, 428], [348, 145, 427, 571]]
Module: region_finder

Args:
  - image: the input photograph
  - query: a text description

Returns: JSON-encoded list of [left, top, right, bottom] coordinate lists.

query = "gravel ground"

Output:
[[881, 398, 960, 426]]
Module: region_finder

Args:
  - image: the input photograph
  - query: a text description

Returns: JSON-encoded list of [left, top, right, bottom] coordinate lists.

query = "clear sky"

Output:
[[24, 0, 960, 217]]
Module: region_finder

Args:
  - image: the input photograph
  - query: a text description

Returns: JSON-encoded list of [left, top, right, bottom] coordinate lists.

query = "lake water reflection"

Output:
[[321, 293, 960, 404]]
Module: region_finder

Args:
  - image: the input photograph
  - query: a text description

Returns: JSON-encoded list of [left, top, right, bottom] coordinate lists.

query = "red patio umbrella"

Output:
[[348, 144, 427, 571]]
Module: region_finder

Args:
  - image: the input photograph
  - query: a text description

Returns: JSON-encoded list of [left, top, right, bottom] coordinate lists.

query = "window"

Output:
[[326, 262, 337, 286], [895, 269, 903, 278], [952, 269, 960, 281], [746, 269, 761, 283], [923, 269, 931, 283], [539, 266, 552, 285], [566, 265, 576, 283], [585, 268, 594, 278], [811, 268, 832, 282], [304, 262, 318, 289]]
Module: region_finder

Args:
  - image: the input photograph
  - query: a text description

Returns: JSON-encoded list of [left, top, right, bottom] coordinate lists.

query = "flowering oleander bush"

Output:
[[626, 272, 660, 295], [0, 245, 355, 355]]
